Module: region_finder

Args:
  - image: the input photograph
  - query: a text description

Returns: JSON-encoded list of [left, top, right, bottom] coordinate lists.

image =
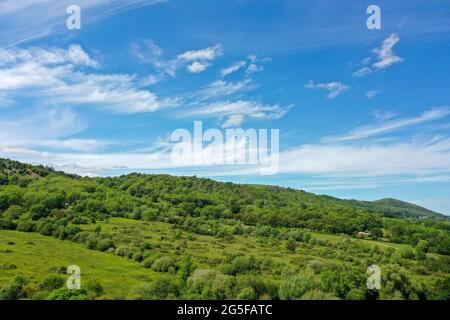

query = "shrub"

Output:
[[96, 239, 114, 252], [222, 256, 258, 275], [237, 287, 257, 300], [128, 276, 179, 299], [143, 257, 155, 269], [152, 256, 177, 273], [346, 288, 366, 300], [301, 289, 338, 300], [114, 245, 129, 257], [17, 221, 36, 232], [46, 288, 90, 300], [279, 269, 318, 300], [84, 279, 104, 297], [0, 218, 16, 230], [187, 269, 233, 300], [133, 252, 144, 262], [0, 276, 27, 300], [40, 275, 65, 291]]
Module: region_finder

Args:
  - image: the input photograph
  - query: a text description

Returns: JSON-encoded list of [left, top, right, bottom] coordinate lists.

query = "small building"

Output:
[[356, 231, 372, 239]]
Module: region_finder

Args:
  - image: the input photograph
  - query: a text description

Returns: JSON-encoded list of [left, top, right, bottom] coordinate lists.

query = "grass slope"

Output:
[[0, 230, 158, 299]]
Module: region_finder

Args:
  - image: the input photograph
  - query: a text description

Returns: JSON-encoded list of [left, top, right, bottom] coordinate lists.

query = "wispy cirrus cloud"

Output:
[[221, 60, 246, 77], [131, 40, 223, 75], [328, 106, 450, 142], [194, 79, 254, 101], [0, 0, 168, 47], [179, 100, 291, 128], [305, 80, 349, 99], [353, 33, 403, 77]]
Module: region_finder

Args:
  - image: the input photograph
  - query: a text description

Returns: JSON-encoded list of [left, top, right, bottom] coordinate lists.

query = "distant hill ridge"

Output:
[[0, 158, 445, 220]]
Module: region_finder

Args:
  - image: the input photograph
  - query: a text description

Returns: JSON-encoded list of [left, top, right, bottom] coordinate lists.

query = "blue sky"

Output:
[[1, 0, 450, 214]]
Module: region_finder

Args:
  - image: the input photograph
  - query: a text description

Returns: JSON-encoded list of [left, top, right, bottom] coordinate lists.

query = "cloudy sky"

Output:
[[1, 0, 450, 214]]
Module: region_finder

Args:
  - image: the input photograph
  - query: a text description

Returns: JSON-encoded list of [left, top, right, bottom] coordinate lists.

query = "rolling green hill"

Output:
[[0, 158, 449, 300]]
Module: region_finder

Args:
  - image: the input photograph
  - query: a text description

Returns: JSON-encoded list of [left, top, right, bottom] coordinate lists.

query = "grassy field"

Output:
[[0, 229, 159, 299], [0, 217, 445, 299]]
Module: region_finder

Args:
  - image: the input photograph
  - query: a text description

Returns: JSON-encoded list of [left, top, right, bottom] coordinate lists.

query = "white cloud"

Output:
[[186, 61, 210, 73], [352, 67, 372, 78], [305, 80, 349, 99], [131, 40, 222, 75], [352, 33, 403, 77], [3, 107, 450, 189], [196, 79, 253, 100], [246, 63, 264, 75], [130, 40, 177, 77], [373, 33, 403, 70], [0, 44, 98, 68], [366, 90, 380, 99], [221, 61, 246, 77], [0, 45, 176, 113], [180, 100, 290, 128], [221, 114, 245, 128], [177, 44, 223, 62]]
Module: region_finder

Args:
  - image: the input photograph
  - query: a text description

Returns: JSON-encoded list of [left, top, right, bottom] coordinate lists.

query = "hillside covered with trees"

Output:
[[0, 158, 449, 300]]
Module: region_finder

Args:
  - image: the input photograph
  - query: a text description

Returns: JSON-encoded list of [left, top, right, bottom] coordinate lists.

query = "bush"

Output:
[[96, 239, 115, 252], [46, 288, 90, 300], [0, 218, 16, 230], [346, 288, 366, 300], [187, 269, 233, 300], [0, 276, 27, 300], [222, 256, 258, 275], [84, 279, 104, 297], [152, 256, 177, 273], [128, 276, 179, 299], [279, 269, 318, 300], [17, 220, 36, 232], [40, 275, 65, 291], [133, 252, 144, 262], [301, 289, 338, 300], [114, 245, 129, 257], [237, 287, 257, 300], [143, 257, 155, 269]]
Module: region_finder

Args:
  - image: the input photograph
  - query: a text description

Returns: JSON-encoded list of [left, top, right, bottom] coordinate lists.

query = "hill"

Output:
[[370, 198, 444, 219], [1, 158, 449, 300]]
